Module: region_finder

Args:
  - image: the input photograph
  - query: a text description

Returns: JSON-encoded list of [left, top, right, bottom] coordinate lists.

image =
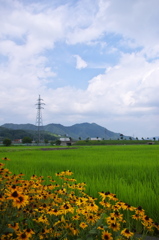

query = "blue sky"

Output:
[[0, 0, 159, 138]]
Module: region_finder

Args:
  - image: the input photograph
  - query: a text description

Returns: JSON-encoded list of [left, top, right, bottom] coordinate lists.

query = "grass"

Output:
[[1, 144, 159, 224]]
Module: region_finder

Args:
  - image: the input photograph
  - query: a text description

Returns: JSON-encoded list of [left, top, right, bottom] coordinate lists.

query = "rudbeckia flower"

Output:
[[24, 228, 35, 238], [121, 228, 134, 238], [108, 221, 121, 232], [101, 230, 113, 240], [12, 194, 29, 208], [16, 232, 30, 240], [8, 222, 19, 232], [2, 157, 10, 161], [79, 222, 88, 229]]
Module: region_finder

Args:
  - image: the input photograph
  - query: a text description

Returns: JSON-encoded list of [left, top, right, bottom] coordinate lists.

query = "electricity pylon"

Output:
[[35, 95, 45, 143]]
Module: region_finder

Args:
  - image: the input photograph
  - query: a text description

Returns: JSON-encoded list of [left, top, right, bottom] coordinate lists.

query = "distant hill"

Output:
[[1, 122, 132, 140], [0, 126, 57, 141]]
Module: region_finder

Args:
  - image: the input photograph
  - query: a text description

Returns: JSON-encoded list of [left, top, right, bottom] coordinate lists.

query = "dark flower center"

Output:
[[18, 196, 24, 202], [12, 191, 19, 198], [21, 233, 27, 239]]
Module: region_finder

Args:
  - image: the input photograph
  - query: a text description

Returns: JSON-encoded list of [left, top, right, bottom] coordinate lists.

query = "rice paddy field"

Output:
[[1, 144, 159, 224]]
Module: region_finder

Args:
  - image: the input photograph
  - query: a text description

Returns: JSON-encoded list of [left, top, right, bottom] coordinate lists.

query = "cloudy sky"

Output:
[[0, 0, 159, 138]]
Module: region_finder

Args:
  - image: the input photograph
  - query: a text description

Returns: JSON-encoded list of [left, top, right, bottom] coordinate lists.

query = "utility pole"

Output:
[[35, 95, 45, 144]]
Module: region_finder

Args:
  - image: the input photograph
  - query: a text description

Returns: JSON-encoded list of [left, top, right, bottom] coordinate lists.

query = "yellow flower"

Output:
[[79, 222, 88, 229], [86, 202, 99, 212], [108, 221, 121, 232], [2, 157, 10, 161], [110, 211, 123, 221], [0, 193, 5, 202], [16, 232, 30, 240], [121, 228, 134, 238], [121, 203, 135, 211], [135, 206, 145, 215], [72, 214, 80, 220], [6, 190, 20, 200], [36, 215, 49, 225], [8, 222, 19, 232], [12, 194, 29, 208], [154, 222, 159, 231], [142, 215, 153, 225], [99, 201, 112, 209], [101, 230, 113, 240], [60, 202, 74, 214], [106, 216, 117, 224], [86, 213, 98, 224], [1, 233, 13, 239], [24, 228, 35, 238], [70, 227, 79, 235], [132, 213, 141, 220], [97, 225, 104, 230], [48, 208, 61, 216]]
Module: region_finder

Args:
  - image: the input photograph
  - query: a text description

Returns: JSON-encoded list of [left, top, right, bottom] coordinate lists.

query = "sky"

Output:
[[0, 0, 159, 139]]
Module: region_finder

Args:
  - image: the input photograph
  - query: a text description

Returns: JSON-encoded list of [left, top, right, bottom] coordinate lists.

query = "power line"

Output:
[[35, 95, 45, 144]]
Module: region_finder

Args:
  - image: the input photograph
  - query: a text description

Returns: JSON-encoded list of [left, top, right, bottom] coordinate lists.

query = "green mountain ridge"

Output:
[[0, 126, 57, 141], [1, 122, 131, 140]]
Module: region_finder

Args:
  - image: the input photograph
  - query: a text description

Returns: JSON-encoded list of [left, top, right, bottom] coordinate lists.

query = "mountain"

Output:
[[0, 126, 57, 141], [1, 122, 129, 140]]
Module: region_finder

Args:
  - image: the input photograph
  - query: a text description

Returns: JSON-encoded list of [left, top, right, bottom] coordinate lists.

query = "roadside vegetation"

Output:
[[74, 139, 158, 145]]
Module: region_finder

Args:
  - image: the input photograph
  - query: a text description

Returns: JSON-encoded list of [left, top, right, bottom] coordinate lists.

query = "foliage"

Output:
[[22, 137, 32, 144], [0, 160, 158, 239], [3, 138, 12, 146], [44, 139, 49, 144], [55, 139, 61, 145], [74, 139, 158, 145], [0, 127, 57, 142]]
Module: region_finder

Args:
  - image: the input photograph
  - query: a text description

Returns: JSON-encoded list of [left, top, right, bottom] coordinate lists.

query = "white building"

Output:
[[90, 137, 102, 140]]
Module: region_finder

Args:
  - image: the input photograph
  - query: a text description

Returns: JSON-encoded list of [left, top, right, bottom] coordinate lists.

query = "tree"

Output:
[[22, 137, 32, 144], [3, 138, 11, 146], [120, 134, 123, 140], [55, 140, 61, 146], [44, 139, 49, 144], [50, 141, 55, 146]]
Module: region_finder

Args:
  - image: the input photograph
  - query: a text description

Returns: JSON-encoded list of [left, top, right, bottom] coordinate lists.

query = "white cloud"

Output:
[[0, 0, 159, 138], [41, 52, 159, 138], [74, 55, 87, 69]]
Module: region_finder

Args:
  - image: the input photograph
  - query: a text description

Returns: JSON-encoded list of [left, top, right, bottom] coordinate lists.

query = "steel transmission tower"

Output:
[[35, 95, 45, 143]]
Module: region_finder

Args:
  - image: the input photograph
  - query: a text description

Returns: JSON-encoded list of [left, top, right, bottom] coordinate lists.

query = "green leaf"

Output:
[[4, 228, 15, 233], [88, 229, 97, 235]]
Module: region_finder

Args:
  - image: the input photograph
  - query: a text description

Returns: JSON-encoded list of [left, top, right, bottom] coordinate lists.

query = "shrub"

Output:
[[3, 138, 11, 146], [22, 137, 32, 144]]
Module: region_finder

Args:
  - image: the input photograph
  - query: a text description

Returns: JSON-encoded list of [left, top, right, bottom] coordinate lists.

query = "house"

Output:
[[90, 137, 102, 141], [13, 139, 22, 144], [59, 137, 72, 146]]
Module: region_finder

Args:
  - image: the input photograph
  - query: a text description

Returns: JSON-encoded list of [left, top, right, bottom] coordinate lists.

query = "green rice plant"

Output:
[[1, 145, 159, 224], [0, 160, 159, 239]]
